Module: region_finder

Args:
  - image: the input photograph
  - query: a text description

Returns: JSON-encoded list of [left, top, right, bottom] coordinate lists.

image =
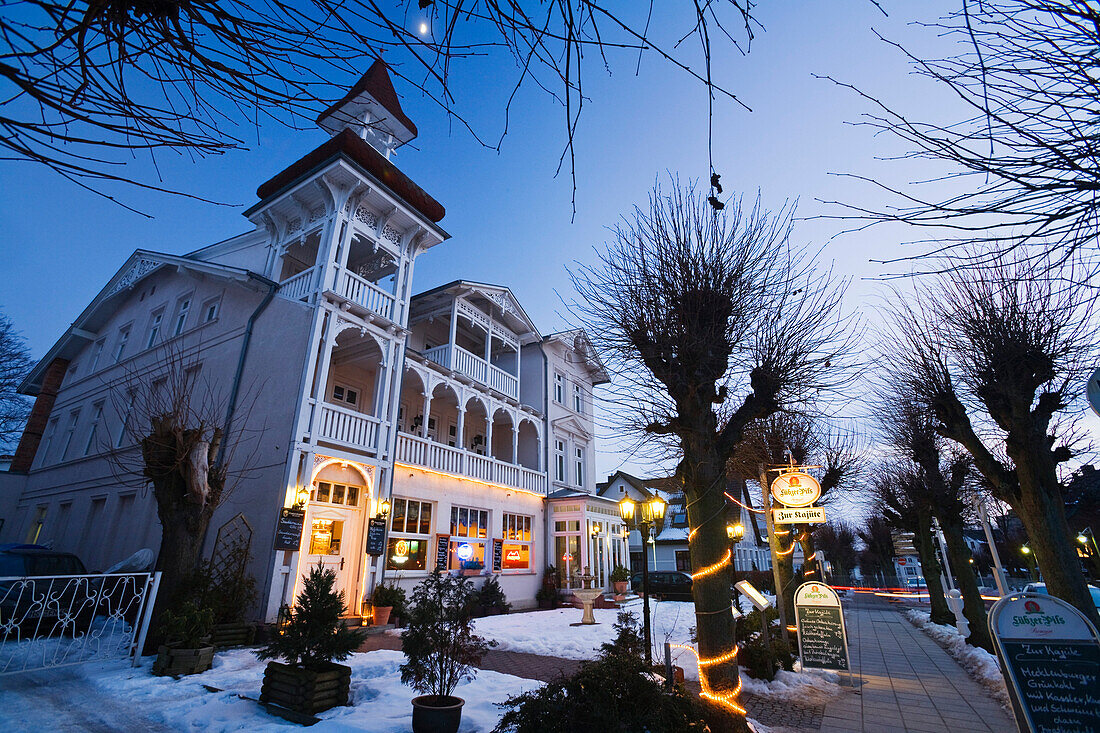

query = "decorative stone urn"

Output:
[[571, 567, 604, 625]]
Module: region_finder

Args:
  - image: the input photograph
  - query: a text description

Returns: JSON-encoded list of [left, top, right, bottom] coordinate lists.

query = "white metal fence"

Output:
[[0, 572, 161, 675]]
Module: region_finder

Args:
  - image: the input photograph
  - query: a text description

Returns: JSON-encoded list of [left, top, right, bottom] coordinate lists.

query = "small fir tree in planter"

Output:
[[401, 571, 494, 733], [371, 582, 406, 626], [255, 564, 367, 715], [469, 575, 511, 617], [153, 599, 216, 676], [610, 565, 631, 595]]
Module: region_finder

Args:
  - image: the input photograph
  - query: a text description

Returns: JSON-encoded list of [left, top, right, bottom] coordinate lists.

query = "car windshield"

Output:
[[25, 554, 85, 576]]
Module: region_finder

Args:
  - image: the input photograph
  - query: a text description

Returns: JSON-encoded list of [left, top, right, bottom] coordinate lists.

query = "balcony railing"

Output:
[[395, 432, 546, 494], [336, 269, 396, 322], [423, 344, 519, 399], [279, 267, 318, 302], [317, 403, 381, 453]]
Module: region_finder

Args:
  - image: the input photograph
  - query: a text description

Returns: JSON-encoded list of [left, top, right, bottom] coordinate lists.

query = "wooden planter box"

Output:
[[153, 644, 215, 676], [260, 661, 352, 715], [211, 622, 256, 649]]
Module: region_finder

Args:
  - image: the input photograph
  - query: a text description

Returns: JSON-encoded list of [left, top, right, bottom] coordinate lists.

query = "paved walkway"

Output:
[[357, 633, 583, 682], [817, 597, 1014, 733]]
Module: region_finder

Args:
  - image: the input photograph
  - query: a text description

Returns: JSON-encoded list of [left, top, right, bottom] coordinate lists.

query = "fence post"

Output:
[[132, 571, 162, 666]]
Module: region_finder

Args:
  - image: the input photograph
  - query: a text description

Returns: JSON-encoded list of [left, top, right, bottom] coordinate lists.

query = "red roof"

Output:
[[317, 59, 418, 138], [256, 128, 445, 223]]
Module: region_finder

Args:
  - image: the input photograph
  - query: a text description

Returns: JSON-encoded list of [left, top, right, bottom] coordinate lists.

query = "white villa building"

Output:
[[0, 60, 611, 621]]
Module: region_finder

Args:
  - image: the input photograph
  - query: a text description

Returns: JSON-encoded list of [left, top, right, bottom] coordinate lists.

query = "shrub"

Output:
[[401, 570, 494, 697], [493, 653, 708, 733], [738, 636, 794, 681], [159, 599, 214, 648], [535, 586, 558, 609], [470, 575, 511, 617], [255, 563, 366, 669], [372, 582, 407, 618], [600, 610, 644, 661], [610, 565, 631, 583]]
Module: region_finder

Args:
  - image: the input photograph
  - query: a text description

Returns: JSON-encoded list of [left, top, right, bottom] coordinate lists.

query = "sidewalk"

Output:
[[818, 599, 1014, 733]]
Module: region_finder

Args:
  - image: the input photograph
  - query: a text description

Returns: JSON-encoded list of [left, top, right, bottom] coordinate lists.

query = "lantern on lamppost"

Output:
[[619, 494, 667, 666]]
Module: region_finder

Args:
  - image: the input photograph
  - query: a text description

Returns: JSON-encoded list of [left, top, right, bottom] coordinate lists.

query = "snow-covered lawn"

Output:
[[0, 648, 540, 732], [904, 609, 1011, 710]]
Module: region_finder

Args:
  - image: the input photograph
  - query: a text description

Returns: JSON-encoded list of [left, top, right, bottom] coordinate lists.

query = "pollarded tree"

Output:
[[886, 256, 1100, 626], [0, 311, 32, 452], [571, 182, 852, 716]]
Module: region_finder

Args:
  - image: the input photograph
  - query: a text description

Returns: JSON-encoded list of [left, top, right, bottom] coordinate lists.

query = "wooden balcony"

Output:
[[395, 432, 546, 494], [317, 402, 382, 453], [423, 343, 519, 399], [278, 266, 397, 324]]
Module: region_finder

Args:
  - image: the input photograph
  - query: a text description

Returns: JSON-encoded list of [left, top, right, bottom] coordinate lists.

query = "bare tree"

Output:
[[856, 514, 896, 583], [827, 1, 1100, 277], [0, 311, 32, 452], [1, 0, 762, 210], [812, 521, 858, 579], [570, 182, 852, 715], [885, 256, 1100, 626]]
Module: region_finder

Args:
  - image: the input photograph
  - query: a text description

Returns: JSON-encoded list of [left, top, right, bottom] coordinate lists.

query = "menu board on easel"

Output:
[[989, 592, 1100, 732], [491, 538, 503, 573], [794, 582, 850, 671], [434, 533, 451, 571]]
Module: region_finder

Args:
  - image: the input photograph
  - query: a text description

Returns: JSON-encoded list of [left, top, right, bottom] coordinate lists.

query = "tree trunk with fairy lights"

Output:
[[570, 182, 852, 722]]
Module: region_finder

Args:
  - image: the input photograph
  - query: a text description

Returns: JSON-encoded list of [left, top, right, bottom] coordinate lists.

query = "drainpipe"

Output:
[[541, 341, 551, 584], [215, 272, 279, 470]]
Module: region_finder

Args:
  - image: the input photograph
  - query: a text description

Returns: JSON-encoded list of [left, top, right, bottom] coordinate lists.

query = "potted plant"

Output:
[[459, 559, 484, 577], [468, 575, 511, 617], [610, 565, 631, 595], [401, 571, 494, 733], [371, 582, 406, 626], [255, 563, 367, 715], [152, 600, 216, 676]]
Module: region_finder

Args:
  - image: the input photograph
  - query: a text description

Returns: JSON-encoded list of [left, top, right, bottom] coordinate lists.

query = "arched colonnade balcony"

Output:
[[395, 357, 546, 495]]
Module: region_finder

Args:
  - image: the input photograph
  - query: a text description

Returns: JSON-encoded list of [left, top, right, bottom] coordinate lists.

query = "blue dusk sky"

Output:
[[7, 1, 1086, 501]]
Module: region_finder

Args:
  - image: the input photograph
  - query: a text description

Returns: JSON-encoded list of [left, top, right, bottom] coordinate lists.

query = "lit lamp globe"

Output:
[[727, 523, 745, 542], [618, 497, 637, 525]]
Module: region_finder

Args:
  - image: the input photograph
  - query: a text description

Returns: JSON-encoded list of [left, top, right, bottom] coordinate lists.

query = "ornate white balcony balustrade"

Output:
[[395, 432, 546, 494], [279, 266, 397, 324], [317, 402, 382, 453], [423, 344, 519, 399], [279, 266, 319, 302]]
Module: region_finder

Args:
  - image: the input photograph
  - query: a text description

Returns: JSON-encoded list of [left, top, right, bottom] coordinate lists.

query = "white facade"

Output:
[[2, 62, 609, 620]]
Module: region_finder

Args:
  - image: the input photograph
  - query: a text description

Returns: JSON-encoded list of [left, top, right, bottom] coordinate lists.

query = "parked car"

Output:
[[1022, 582, 1100, 613], [0, 544, 91, 637], [630, 571, 693, 601]]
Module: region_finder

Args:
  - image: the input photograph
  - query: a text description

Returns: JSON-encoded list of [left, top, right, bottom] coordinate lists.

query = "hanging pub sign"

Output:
[[988, 592, 1100, 732], [794, 582, 850, 671], [273, 507, 306, 551], [774, 506, 826, 524], [434, 533, 451, 571], [770, 471, 822, 508], [365, 517, 387, 556], [492, 538, 504, 573]]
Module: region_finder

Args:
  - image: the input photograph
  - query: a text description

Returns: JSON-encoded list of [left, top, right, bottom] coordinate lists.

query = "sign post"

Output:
[[794, 582, 851, 682], [988, 592, 1100, 732]]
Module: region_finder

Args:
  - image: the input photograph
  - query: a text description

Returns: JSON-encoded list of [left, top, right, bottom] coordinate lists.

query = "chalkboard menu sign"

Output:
[[794, 582, 850, 671], [434, 534, 451, 571], [273, 507, 306, 551], [491, 538, 503, 573], [989, 592, 1100, 732], [365, 517, 387, 556]]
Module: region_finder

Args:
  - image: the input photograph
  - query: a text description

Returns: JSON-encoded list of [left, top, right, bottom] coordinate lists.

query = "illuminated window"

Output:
[[387, 498, 433, 571], [450, 506, 488, 570], [502, 513, 532, 571], [308, 519, 342, 555]]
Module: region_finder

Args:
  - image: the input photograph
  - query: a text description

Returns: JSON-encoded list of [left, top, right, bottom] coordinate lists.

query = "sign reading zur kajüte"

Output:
[[774, 506, 826, 524], [988, 592, 1100, 732], [794, 582, 850, 671], [770, 471, 822, 508]]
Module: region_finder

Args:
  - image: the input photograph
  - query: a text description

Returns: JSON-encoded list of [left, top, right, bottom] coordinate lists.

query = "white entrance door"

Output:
[[303, 505, 363, 614]]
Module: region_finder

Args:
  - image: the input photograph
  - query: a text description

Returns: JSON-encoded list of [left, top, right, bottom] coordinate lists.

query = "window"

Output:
[[84, 402, 104, 456], [449, 506, 488, 570], [554, 440, 566, 483], [311, 481, 361, 507], [202, 297, 220, 323], [146, 309, 164, 349], [89, 339, 105, 373], [574, 446, 585, 487], [308, 519, 343, 555], [173, 296, 192, 336], [387, 498, 433, 571], [117, 389, 135, 447], [502, 513, 532, 571], [60, 409, 80, 460], [573, 383, 584, 413], [113, 326, 131, 362], [553, 373, 564, 403], [331, 384, 359, 407], [39, 418, 58, 465], [447, 421, 457, 448], [676, 550, 692, 572]]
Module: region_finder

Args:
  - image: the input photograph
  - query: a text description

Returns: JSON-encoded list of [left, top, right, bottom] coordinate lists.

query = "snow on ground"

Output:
[[0, 648, 540, 732], [904, 609, 1011, 710]]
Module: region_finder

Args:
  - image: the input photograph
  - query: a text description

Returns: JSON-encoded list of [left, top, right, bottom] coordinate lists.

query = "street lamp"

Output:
[[619, 495, 667, 666], [1020, 545, 1039, 581]]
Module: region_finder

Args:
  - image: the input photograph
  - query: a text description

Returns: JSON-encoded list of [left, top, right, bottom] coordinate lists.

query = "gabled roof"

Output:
[[20, 251, 270, 394], [542, 329, 610, 385], [410, 280, 541, 343], [316, 59, 417, 142]]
